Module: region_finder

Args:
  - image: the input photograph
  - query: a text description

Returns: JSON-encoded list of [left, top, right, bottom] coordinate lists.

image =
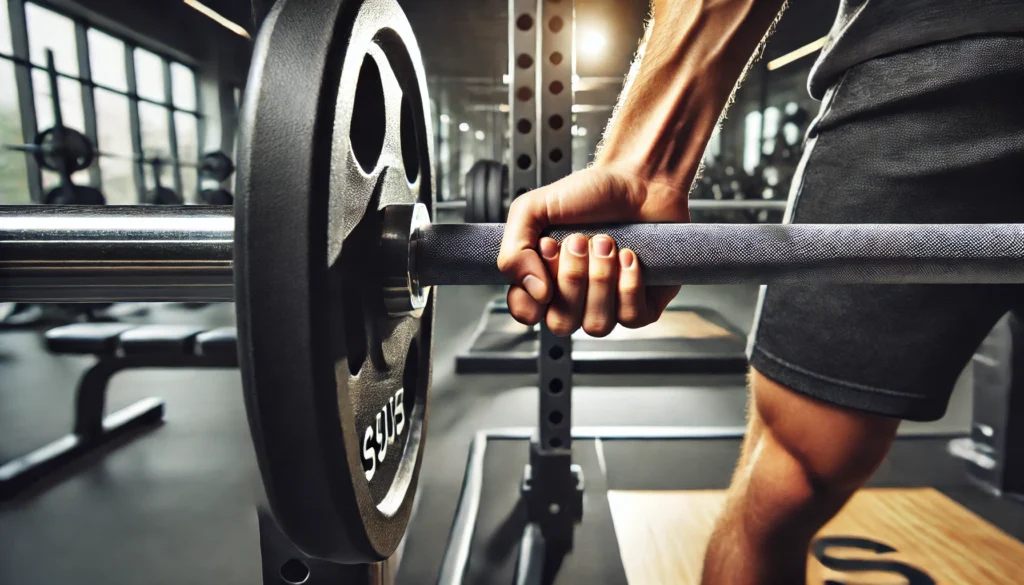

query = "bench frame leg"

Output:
[[0, 357, 165, 499]]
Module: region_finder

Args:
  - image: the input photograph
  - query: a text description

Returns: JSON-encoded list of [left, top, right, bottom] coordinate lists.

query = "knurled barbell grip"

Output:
[[413, 223, 1024, 286]]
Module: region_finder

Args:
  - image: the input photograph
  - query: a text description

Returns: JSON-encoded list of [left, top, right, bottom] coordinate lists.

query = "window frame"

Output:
[[1, 0, 203, 203]]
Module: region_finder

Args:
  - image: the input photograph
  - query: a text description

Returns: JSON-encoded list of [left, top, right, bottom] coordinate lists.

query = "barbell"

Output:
[[2, 0, 1024, 567]]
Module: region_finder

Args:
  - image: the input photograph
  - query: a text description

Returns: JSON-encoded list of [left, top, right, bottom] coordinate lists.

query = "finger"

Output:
[[617, 249, 648, 328], [546, 234, 589, 336], [645, 286, 680, 320], [507, 285, 543, 326], [511, 237, 560, 328], [583, 235, 618, 337], [539, 237, 560, 281], [498, 192, 552, 304]]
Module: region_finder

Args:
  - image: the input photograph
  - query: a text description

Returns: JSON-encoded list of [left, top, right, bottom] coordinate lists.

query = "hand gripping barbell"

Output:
[[3, 0, 1024, 566]]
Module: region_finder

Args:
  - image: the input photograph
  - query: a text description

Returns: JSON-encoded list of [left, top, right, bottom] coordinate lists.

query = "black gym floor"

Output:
[[0, 285, 976, 584]]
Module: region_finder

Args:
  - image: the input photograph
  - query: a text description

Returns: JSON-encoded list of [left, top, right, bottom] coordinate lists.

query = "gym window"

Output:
[[0, 0, 201, 204]]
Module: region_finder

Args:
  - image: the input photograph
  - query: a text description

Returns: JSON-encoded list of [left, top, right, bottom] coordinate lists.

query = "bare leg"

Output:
[[701, 368, 900, 585]]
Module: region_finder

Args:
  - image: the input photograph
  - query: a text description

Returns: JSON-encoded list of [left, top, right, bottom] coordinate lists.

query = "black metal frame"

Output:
[[435, 426, 748, 585], [1, 0, 203, 203], [0, 352, 235, 499]]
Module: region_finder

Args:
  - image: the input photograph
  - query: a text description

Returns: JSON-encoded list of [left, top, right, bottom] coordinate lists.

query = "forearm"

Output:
[[596, 0, 787, 191]]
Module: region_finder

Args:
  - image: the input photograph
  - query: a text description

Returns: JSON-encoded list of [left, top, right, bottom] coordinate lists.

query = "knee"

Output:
[[747, 368, 900, 499]]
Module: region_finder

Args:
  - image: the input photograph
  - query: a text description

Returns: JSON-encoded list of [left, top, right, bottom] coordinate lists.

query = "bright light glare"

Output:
[[581, 29, 607, 58], [475, 130, 485, 141], [577, 127, 588, 137], [440, 114, 451, 124], [459, 122, 470, 132]]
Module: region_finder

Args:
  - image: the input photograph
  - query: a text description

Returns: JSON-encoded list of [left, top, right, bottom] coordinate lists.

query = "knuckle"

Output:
[[507, 196, 525, 216], [560, 267, 588, 286], [497, 254, 514, 273], [583, 319, 613, 338], [619, 281, 642, 297], [589, 269, 614, 286], [513, 308, 541, 326], [618, 308, 644, 329], [546, 314, 577, 337]]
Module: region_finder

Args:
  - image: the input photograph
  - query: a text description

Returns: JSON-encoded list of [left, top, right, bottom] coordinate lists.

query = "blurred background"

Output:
[[0, 0, 839, 212]]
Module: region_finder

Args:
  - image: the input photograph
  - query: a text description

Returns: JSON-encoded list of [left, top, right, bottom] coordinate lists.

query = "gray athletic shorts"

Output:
[[747, 35, 1024, 421]]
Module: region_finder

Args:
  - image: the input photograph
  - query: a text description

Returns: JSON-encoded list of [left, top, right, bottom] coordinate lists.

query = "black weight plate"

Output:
[[44, 184, 106, 205], [200, 188, 234, 205], [199, 151, 236, 182], [35, 126, 96, 172], [463, 161, 481, 223], [469, 160, 487, 223], [236, 0, 434, 563], [146, 186, 184, 205], [484, 160, 506, 223]]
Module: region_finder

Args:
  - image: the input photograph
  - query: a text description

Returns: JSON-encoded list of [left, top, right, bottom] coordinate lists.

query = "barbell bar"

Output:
[[3, 202, 1024, 305], [435, 198, 789, 212]]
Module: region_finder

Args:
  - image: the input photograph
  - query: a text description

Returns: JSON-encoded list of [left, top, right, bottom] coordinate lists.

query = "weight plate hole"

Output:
[[517, 54, 533, 69], [400, 93, 420, 183], [350, 55, 386, 173], [548, 114, 563, 130], [517, 118, 532, 134], [516, 86, 533, 102], [549, 16, 564, 33], [280, 559, 310, 584], [549, 410, 563, 425], [548, 345, 564, 360], [550, 52, 563, 66], [549, 437, 563, 448], [549, 80, 564, 95], [516, 154, 532, 170], [516, 14, 533, 31], [549, 148, 563, 163], [549, 378, 563, 394]]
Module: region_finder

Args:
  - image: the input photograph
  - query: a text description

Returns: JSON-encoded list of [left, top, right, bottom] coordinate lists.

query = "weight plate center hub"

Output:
[[235, 0, 435, 563]]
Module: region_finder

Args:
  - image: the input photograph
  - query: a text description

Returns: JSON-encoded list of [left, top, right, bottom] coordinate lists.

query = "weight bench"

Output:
[[0, 323, 238, 499]]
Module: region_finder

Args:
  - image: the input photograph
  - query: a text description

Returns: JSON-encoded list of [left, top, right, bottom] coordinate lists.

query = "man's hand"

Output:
[[497, 0, 787, 337], [497, 165, 688, 336]]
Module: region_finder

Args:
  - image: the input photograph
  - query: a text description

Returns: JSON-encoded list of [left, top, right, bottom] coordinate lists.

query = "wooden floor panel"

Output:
[[608, 488, 1024, 585]]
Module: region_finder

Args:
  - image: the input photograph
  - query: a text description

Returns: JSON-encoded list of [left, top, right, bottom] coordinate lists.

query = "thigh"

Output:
[[750, 35, 1024, 422]]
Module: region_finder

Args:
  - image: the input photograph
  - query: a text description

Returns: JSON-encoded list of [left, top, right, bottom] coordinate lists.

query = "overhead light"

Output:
[[502, 74, 511, 85], [183, 0, 250, 39], [580, 28, 607, 58], [571, 125, 578, 136], [767, 36, 827, 71], [475, 130, 485, 141], [459, 122, 470, 132], [440, 114, 451, 124], [577, 127, 588, 137]]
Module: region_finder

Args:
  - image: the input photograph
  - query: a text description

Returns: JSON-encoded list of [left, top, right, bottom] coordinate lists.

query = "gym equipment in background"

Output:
[[464, 159, 508, 223], [2, 0, 1024, 582]]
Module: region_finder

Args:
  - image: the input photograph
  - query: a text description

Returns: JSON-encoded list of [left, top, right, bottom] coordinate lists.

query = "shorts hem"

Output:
[[748, 345, 946, 422]]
